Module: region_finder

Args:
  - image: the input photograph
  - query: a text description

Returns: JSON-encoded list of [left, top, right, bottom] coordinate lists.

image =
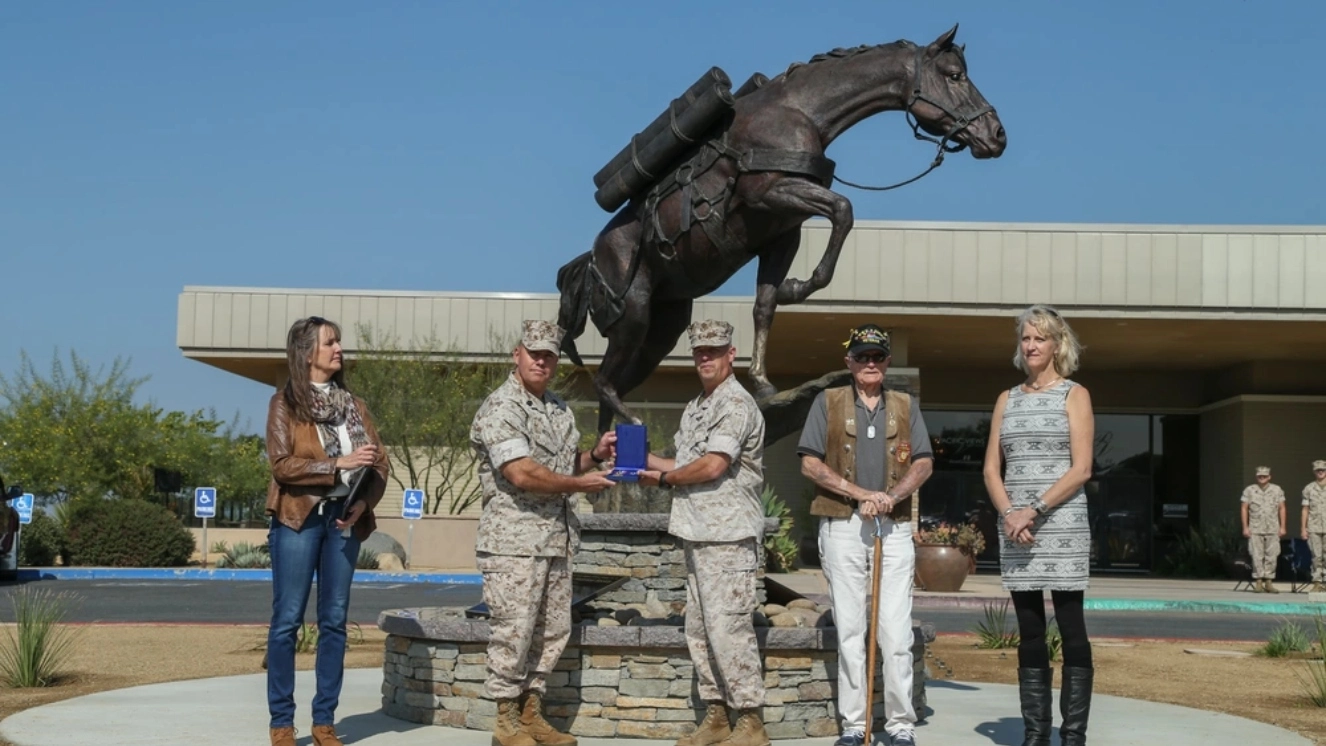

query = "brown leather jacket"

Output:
[[264, 390, 390, 542]]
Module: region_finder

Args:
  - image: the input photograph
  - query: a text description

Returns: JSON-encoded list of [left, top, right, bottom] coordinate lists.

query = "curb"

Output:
[[16, 568, 483, 585], [913, 595, 1324, 616]]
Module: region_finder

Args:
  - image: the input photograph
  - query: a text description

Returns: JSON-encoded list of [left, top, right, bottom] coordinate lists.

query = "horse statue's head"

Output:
[[908, 24, 1006, 159]]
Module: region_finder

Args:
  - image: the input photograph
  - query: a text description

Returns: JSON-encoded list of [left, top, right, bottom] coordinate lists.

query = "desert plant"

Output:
[[972, 600, 1020, 649], [1046, 618, 1062, 662], [1295, 613, 1326, 707], [16, 511, 64, 567], [1258, 619, 1312, 658], [356, 547, 379, 570], [62, 498, 195, 567], [0, 586, 82, 687], [213, 541, 271, 569], [761, 485, 798, 573]]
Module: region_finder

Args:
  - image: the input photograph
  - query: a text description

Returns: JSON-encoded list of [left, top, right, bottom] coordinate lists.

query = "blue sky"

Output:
[[2, 1, 1323, 432]]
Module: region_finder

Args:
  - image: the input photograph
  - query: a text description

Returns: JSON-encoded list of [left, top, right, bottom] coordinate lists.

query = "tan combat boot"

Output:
[[1265, 580, 1281, 594], [1251, 579, 1264, 593], [718, 708, 770, 746], [520, 692, 577, 746], [311, 724, 344, 746], [495, 698, 537, 746], [269, 727, 296, 746], [1313, 582, 1326, 593], [676, 702, 731, 746]]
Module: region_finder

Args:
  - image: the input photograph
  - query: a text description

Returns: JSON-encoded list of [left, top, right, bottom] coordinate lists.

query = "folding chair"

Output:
[[1289, 538, 1314, 593], [1230, 556, 1255, 592]]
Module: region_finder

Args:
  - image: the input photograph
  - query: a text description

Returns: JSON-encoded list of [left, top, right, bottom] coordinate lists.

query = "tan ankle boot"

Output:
[[1265, 580, 1280, 594], [1252, 579, 1264, 593], [311, 724, 343, 746], [520, 692, 577, 746], [495, 698, 537, 746], [676, 702, 731, 746], [269, 727, 296, 746], [718, 709, 770, 746]]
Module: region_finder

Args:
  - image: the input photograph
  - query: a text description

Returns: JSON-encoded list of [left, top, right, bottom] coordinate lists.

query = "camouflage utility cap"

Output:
[[1315, 460, 1326, 471], [1255, 466, 1271, 476], [688, 319, 734, 349], [521, 320, 564, 355]]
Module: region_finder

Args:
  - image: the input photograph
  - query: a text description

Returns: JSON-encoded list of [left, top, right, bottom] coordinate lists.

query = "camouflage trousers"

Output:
[[683, 538, 765, 710], [1248, 534, 1279, 579], [1310, 533, 1326, 582], [477, 552, 572, 700]]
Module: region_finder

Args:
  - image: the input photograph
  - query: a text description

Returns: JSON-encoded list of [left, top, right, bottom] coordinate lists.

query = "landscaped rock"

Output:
[[376, 553, 405, 572]]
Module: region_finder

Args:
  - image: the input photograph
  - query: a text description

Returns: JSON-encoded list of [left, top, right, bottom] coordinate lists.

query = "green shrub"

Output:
[[1259, 619, 1312, 658], [760, 485, 799, 573], [972, 600, 1020, 649], [1155, 518, 1244, 578], [0, 586, 82, 687], [1046, 619, 1063, 662], [63, 499, 195, 567], [16, 511, 64, 567]]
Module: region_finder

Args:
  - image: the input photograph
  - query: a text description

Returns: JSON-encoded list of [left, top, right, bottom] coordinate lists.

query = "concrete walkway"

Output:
[[0, 668, 1311, 745]]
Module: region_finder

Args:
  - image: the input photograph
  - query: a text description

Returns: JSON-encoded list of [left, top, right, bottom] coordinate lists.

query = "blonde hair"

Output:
[[1012, 304, 1082, 376]]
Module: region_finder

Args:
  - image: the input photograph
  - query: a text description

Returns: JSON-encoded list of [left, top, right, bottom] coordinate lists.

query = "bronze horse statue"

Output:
[[558, 25, 1006, 431]]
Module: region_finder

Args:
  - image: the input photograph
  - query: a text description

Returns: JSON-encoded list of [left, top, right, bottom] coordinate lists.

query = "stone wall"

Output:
[[379, 610, 934, 740], [573, 514, 780, 611]]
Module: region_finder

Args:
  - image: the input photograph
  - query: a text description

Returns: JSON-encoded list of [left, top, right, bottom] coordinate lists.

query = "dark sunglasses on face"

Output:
[[852, 353, 887, 364]]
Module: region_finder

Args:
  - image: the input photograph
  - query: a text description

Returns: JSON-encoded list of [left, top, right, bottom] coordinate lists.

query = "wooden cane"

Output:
[[864, 516, 884, 745]]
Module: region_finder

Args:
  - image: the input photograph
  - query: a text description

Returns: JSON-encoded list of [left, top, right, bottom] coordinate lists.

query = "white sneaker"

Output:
[[888, 727, 917, 746]]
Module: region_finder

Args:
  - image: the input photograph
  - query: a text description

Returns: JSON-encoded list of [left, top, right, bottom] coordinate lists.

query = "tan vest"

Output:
[[810, 386, 915, 521]]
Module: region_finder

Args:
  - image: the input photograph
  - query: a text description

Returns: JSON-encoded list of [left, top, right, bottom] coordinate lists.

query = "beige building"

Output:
[[179, 219, 1326, 571]]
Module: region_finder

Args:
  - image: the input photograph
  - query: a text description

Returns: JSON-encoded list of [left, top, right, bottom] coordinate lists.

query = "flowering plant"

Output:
[[915, 521, 987, 557]]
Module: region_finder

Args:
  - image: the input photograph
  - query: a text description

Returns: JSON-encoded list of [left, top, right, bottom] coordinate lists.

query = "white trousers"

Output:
[[819, 514, 916, 735]]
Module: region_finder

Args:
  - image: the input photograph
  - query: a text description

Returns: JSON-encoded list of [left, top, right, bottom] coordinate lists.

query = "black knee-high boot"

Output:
[[1058, 666, 1093, 746], [1017, 667, 1053, 746]]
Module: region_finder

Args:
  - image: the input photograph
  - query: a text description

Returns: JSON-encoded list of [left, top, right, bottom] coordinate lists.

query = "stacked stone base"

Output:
[[379, 611, 934, 740]]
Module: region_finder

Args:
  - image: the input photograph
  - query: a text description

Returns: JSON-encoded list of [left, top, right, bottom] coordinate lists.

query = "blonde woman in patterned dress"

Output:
[[982, 305, 1095, 746]]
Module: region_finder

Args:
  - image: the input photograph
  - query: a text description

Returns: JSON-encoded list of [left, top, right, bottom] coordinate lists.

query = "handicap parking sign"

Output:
[[14, 494, 33, 525], [402, 489, 424, 520], [194, 487, 217, 519]]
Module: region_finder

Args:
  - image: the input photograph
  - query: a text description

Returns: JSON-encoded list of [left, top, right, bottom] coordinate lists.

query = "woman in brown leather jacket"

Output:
[[265, 316, 388, 746]]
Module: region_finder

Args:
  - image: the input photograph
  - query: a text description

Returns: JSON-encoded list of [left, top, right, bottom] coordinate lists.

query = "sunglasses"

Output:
[[307, 316, 328, 325], [851, 353, 888, 364]]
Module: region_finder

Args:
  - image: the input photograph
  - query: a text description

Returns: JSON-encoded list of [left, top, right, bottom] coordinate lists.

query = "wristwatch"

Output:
[[1032, 498, 1050, 515], [658, 471, 673, 490]]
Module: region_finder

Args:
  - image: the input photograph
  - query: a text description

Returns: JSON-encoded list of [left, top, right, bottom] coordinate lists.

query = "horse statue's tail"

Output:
[[555, 251, 593, 368]]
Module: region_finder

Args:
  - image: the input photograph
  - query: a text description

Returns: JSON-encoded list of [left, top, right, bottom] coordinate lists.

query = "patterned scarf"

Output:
[[309, 383, 370, 458]]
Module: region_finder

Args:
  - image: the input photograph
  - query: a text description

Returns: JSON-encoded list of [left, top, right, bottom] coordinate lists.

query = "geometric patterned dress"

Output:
[[997, 380, 1091, 591]]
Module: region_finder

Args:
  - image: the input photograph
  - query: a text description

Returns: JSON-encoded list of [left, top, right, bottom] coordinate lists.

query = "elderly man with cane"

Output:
[[797, 324, 934, 746]]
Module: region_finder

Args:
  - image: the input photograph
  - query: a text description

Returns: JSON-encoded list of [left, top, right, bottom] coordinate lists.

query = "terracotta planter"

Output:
[[914, 544, 971, 592]]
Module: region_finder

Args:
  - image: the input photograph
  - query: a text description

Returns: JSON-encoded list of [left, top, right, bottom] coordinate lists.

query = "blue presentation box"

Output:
[[607, 423, 648, 482]]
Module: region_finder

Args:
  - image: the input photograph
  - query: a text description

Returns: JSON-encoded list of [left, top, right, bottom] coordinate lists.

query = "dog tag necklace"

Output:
[[865, 404, 882, 439]]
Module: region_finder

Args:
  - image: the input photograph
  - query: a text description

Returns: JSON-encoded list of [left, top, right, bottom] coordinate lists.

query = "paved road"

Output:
[[0, 580, 482, 625], [0, 579, 1301, 641]]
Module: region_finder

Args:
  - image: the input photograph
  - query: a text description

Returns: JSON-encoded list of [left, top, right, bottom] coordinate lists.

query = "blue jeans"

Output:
[[267, 501, 360, 728]]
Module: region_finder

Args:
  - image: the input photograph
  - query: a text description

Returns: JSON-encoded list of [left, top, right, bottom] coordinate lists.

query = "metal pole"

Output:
[[406, 521, 414, 570], [864, 516, 885, 745], [202, 516, 209, 568]]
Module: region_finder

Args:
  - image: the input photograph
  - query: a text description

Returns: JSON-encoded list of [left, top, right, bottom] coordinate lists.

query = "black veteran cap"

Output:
[[844, 323, 891, 357]]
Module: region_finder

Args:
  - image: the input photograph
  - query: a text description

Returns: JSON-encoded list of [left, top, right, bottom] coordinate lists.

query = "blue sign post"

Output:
[[402, 489, 424, 569], [194, 487, 217, 567], [14, 494, 33, 525]]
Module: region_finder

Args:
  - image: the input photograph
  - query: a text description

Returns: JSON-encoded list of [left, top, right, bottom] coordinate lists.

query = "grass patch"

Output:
[[1257, 619, 1312, 658], [0, 586, 82, 687]]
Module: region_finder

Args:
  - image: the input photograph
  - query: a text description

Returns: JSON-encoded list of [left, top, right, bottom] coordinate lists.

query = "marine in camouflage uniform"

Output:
[[1301, 460, 1326, 590], [1241, 465, 1286, 593], [471, 320, 616, 746], [641, 319, 769, 746]]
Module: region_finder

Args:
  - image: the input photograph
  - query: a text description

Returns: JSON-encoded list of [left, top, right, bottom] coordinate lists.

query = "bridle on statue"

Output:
[[834, 45, 996, 192]]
